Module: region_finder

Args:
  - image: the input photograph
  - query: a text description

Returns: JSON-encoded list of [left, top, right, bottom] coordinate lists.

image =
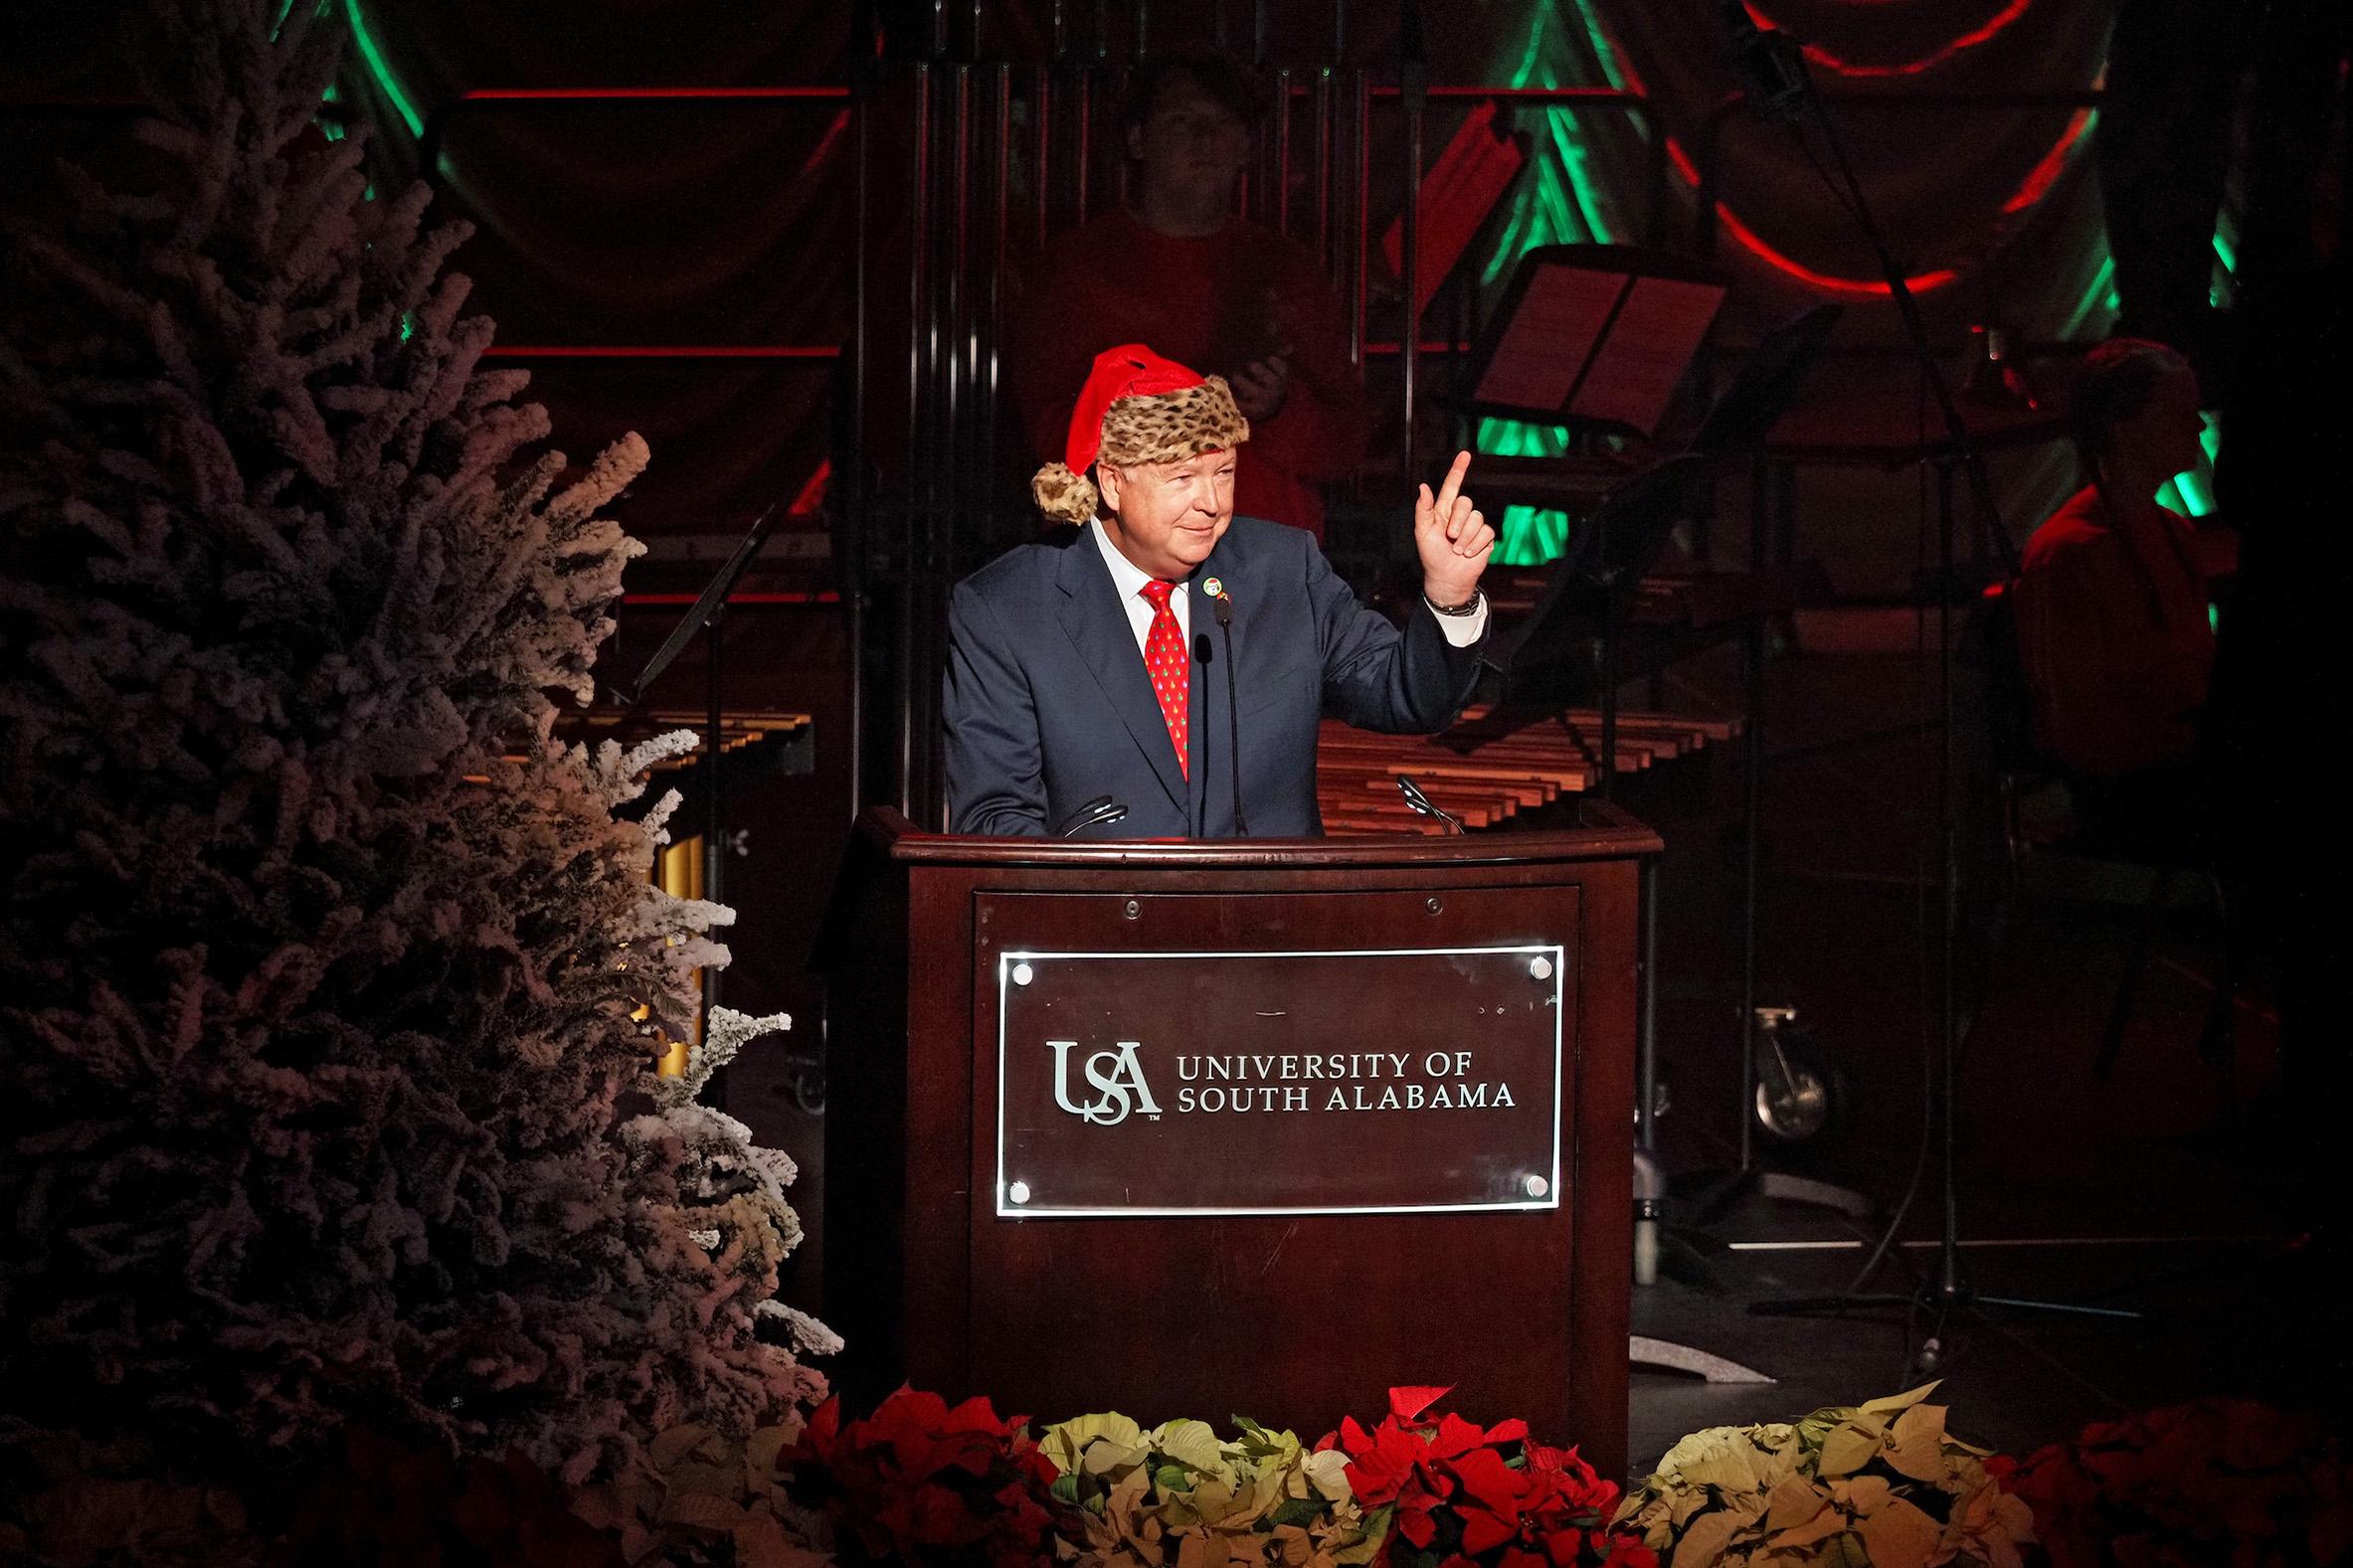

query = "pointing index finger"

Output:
[[1430, 449, 1472, 522]]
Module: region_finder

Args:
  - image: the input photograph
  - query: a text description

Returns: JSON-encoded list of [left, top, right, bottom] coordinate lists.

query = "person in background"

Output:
[[1004, 49, 1369, 544], [2012, 338, 2217, 854]]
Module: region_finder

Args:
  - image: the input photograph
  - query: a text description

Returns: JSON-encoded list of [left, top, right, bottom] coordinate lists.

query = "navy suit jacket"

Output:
[[944, 516, 1486, 837]]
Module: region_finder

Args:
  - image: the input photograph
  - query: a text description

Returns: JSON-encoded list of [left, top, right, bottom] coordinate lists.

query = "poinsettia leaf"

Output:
[[1858, 1383, 1941, 1419], [664, 1461, 742, 1498], [1450, 1448, 1529, 1514], [1884, 1405, 1951, 1482], [1459, 1508, 1518, 1555], [571, 1484, 627, 1531], [1152, 1419, 1227, 1477], [939, 1395, 1009, 1437], [1680, 1441, 1774, 1494], [1668, 1508, 1743, 1568], [1765, 1509, 1849, 1552], [732, 1511, 822, 1568], [1428, 1414, 1492, 1461], [1175, 1527, 1220, 1568], [1303, 1449, 1355, 1503], [1762, 1474, 1826, 1534], [743, 1427, 792, 1482], [1086, 1440, 1150, 1477], [1039, 1413, 1146, 1477], [1390, 1387, 1456, 1424], [658, 1489, 747, 1531], [1836, 1475, 1894, 1516], [649, 1425, 714, 1472], [1855, 1494, 1940, 1568], [1332, 1504, 1394, 1566], [1183, 1476, 1243, 1526], [1817, 1422, 1884, 1480]]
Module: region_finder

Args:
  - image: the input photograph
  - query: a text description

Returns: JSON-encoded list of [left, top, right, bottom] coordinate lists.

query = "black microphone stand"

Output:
[[1719, 11, 2137, 1367], [607, 496, 793, 1100], [1214, 592, 1248, 836]]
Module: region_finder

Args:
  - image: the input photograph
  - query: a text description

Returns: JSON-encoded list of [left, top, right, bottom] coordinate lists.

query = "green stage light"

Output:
[[345, 0, 422, 140]]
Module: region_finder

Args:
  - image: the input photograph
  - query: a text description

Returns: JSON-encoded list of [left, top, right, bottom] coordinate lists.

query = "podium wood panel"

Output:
[[821, 807, 1659, 1480]]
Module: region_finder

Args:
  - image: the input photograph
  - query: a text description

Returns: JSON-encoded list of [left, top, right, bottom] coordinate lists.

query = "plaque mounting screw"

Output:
[[1008, 1180, 1032, 1205], [1012, 962, 1033, 986], [1524, 1174, 1549, 1198], [1530, 956, 1554, 980]]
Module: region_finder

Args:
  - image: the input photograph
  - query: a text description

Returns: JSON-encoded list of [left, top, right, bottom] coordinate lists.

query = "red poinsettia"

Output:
[[1993, 1398, 2353, 1568], [785, 1387, 1058, 1568], [1318, 1387, 1654, 1568]]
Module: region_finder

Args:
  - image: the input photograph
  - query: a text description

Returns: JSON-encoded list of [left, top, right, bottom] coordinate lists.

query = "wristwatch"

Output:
[[1423, 589, 1485, 616]]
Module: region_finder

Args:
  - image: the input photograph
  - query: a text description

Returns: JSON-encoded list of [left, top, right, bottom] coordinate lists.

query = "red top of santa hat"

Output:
[[1063, 343, 1211, 475]]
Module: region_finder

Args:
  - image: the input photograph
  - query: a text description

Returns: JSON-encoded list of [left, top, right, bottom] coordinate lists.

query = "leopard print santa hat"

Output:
[[1032, 343, 1250, 525]]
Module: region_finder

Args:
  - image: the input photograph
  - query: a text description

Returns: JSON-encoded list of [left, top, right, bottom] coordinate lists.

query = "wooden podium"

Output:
[[821, 805, 1661, 1479]]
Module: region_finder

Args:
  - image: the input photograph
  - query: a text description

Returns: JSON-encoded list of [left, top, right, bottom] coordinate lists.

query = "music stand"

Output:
[[1495, 453, 1710, 784], [1498, 306, 1876, 1260], [1496, 303, 1844, 776], [1452, 246, 1727, 445]]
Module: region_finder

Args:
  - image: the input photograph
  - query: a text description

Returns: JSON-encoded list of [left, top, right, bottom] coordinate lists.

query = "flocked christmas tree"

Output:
[[0, 0, 828, 1482]]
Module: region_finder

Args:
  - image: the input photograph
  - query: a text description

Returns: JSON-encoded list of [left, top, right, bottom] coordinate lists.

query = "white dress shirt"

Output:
[[1086, 518, 1488, 653]]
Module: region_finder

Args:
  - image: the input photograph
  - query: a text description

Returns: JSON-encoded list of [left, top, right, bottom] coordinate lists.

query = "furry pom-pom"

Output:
[[1030, 460, 1100, 524]]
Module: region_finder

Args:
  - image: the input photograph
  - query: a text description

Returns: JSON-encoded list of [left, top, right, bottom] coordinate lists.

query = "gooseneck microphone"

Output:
[[1191, 632, 1214, 838], [1213, 590, 1247, 836]]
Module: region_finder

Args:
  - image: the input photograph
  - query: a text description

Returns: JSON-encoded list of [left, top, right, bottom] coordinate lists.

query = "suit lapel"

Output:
[[1057, 534, 1188, 816]]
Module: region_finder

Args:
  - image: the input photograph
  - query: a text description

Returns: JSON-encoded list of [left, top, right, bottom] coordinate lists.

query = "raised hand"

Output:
[[1412, 449, 1495, 609]]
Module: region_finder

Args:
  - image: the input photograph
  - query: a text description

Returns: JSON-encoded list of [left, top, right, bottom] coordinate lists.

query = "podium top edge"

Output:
[[856, 806, 1665, 868]]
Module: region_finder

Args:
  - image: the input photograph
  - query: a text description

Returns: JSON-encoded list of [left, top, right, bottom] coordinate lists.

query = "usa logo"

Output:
[[1047, 1040, 1163, 1128]]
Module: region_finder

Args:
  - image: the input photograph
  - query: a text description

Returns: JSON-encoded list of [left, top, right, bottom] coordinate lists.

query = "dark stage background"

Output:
[[10, 0, 2338, 1327]]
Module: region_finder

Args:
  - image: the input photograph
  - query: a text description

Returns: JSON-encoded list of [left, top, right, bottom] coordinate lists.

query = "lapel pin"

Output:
[[1201, 577, 1224, 600]]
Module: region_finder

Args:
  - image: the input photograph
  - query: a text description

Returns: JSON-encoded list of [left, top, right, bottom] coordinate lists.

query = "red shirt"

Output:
[[2013, 486, 2214, 778], [1005, 210, 1371, 542]]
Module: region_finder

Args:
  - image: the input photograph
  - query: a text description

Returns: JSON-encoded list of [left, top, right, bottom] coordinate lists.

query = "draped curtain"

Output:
[[330, 0, 855, 568], [298, 0, 2132, 589]]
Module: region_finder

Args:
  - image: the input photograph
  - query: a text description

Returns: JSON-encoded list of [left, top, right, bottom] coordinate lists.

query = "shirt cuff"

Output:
[[1429, 597, 1490, 648]]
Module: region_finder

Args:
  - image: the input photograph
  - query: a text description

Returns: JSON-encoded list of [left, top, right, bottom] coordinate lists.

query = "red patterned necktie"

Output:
[[1138, 579, 1188, 777]]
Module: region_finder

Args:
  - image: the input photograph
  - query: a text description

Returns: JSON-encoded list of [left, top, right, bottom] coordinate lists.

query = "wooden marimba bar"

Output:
[[1317, 704, 1736, 835]]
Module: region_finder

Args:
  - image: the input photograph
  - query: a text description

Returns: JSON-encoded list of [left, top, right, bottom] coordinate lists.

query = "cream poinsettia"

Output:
[[1614, 1385, 2035, 1568], [1041, 1413, 1375, 1568]]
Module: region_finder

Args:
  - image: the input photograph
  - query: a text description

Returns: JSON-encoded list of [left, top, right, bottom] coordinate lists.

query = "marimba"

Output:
[[1318, 705, 1736, 834], [1315, 564, 1786, 836]]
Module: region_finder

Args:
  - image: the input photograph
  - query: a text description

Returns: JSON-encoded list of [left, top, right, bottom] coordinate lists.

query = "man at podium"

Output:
[[945, 343, 1495, 838]]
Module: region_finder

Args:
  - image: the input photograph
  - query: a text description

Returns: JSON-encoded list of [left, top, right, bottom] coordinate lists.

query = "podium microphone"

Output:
[[1212, 590, 1248, 836], [1057, 795, 1128, 837]]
